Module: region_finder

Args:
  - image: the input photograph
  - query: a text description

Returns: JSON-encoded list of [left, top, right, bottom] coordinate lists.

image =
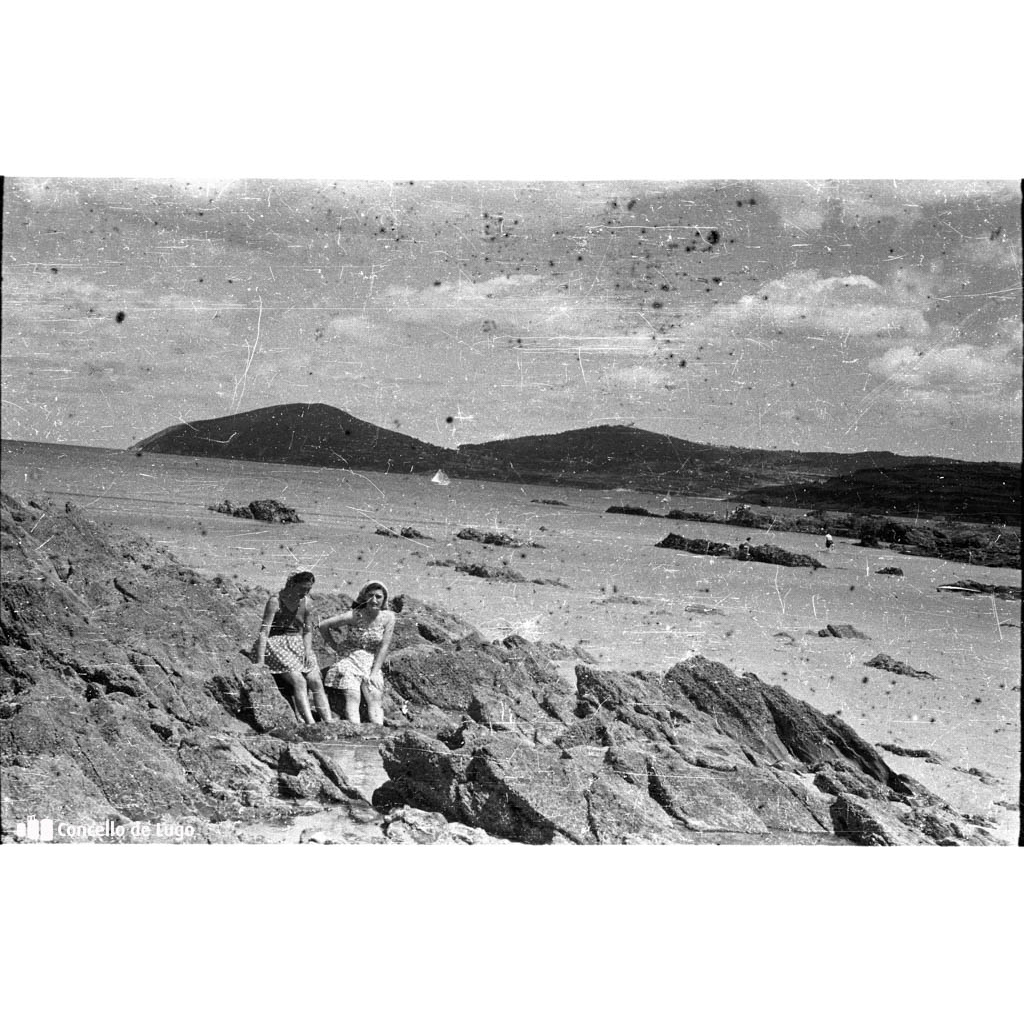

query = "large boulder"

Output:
[[375, 646, 996, 845], [654, 533, 824, 569], [377, 729, 686, 844]]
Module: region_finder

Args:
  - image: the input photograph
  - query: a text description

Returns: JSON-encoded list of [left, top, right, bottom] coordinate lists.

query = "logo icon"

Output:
[[15, 817, 55, 842]]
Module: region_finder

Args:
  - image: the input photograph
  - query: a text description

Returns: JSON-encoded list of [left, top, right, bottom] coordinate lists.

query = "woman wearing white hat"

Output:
[[319, 580, 395, 725]]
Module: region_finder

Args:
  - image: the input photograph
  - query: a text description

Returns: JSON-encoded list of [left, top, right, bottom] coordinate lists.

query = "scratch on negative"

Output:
[[232, 294, 263, 412]]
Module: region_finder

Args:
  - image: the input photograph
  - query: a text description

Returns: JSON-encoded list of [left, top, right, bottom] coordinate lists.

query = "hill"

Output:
[[460, 425, 921, 492], [132, 403, 1021, 523], [734, 461, 1021, 526], [134, 403, 467, 474]]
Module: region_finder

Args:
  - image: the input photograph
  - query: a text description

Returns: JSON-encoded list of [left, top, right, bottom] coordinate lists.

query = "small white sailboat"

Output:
[[430, 469, 451, 486]]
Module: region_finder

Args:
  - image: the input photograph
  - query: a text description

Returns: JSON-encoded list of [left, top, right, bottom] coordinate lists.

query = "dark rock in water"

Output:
[[531, 498, 568, 507], [209, 499, 302, 524], [607, 505, 660, 517], [864, 654, 936, 679], [817, 624, 870, 640], [875, 566, 904, 576], [655, 534, 824, 569]]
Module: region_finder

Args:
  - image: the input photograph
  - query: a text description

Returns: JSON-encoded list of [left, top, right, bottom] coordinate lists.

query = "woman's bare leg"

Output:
[[284, 670, 314, 724], [363, 676, 384, 726], [342, 688, 361, 723], [306, 669, 333, 723]]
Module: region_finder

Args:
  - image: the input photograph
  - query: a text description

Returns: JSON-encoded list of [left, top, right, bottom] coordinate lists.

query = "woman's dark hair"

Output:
[[285, 571, 316, 587]]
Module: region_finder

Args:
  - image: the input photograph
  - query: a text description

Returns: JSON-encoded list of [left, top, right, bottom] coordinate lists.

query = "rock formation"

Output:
[[1, 492, 997, 845], [655, 533, 825, 569], [864, 654, 937, 680], [936, 580, 1021, 601], [817, 624, 871, 640], [209, 499, 302, 524]]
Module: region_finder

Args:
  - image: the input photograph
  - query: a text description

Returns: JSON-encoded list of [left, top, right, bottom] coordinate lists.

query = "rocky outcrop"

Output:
[[209, 499, 302, 523], [456, 527, 534, 547], [426, 559, 565, 587], [659, 507, 1020, 569], [817, 624, 870, 639], [2, 493, 377, 842], [864, 654, 937, 679], [877, 743, 943, 763], [655, 534, 825, 569], [375, 526, 432, 540], [1, 491, 998, 846], [936, 579, 1022, 601], [376, 651, 995, 846]]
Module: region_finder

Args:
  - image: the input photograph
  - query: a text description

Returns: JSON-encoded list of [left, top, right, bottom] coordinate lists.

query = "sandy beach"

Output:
[[3, 439, 1019, 843]]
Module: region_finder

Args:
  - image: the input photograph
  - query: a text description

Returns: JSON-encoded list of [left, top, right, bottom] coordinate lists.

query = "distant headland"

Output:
[[128, 402, 1021, 524]]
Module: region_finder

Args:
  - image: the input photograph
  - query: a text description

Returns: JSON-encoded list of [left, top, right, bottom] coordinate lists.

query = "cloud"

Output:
[[868, 338, 1021, 391], [692, 269, 935, 345], [365, 275, 660, 355]]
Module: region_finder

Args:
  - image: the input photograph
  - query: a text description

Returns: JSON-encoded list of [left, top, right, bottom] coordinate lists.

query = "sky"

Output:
[[3, 178, 1020, 461]]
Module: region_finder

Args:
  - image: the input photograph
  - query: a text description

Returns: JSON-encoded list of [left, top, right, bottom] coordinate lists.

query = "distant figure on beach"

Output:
[[824, 533, 834, 552], [253, 571, 333, 725], [319, 580, 395, 725]]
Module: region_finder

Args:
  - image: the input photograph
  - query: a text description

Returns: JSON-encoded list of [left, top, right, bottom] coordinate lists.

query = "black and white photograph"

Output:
[[3, 175, 1019, 847], [1, 6, 1021, 1019]]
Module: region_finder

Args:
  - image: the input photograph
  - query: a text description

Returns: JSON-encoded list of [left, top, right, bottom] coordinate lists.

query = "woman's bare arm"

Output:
[[254, 597, 278, 665], [370, 615, 395, 677], [318, 610, 354, 649]]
